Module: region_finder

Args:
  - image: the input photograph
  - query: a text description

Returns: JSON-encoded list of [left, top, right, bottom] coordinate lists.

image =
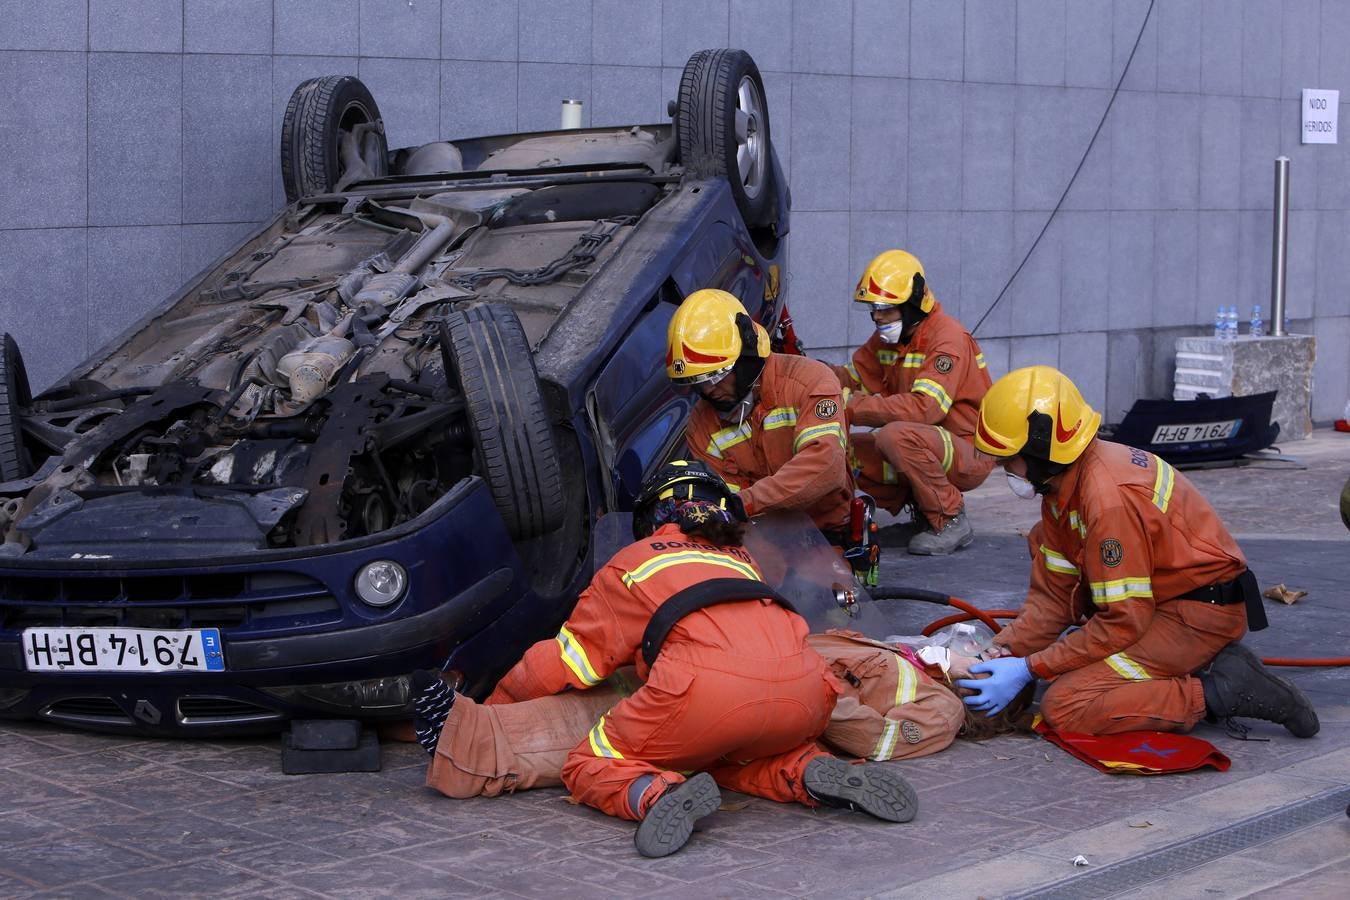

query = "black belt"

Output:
[[641, 578, 797, 667], [1185, 569, 1266, 631]]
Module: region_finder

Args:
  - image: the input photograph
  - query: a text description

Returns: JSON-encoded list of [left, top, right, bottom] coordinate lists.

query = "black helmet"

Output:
[[632, 459, 746, 539]]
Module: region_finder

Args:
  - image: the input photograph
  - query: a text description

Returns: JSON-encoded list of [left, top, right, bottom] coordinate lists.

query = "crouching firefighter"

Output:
[[957, 366, 1319, 740], [416, 461, 917, 857]]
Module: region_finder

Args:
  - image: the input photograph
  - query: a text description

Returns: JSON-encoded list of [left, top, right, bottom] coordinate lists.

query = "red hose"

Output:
[[1259, 657, 1350, 667]]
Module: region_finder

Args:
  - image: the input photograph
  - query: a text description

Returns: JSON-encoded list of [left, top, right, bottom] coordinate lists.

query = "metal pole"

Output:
[[1270, 156, 1290, 336]]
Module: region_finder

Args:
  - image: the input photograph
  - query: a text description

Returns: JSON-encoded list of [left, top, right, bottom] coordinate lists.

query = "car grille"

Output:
[[177, 696, 281, 725], [0, 571, 341, 632], [42, 696, 133, 726]]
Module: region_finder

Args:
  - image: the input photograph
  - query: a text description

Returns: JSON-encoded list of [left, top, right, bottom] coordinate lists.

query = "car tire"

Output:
[[446, 304, 565, 539], [280, 75, 389, 203], [676, 49, 774, 227], [0, 333, 33, 483], [1340, 475, 1350, 532]]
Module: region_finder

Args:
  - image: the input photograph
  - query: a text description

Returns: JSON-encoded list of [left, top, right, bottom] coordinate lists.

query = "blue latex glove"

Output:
[[956, 657, 1033, 717]]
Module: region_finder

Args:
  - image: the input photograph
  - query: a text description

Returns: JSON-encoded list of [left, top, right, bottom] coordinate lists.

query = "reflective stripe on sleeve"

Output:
[[1151, 458, 1176, 513], [893, 654, 917, 706], [1104, 652, 1151, 681], [556, 625, 603, 686], [1040, 545, 1080, 576], [912, 378, 953, 413], [762, 406, 798, 430], [871, 719, 901, 761], [705, 421, 754, 458], [587, 714, 625, 758], [902, 352, 925, 368], [877, 349, 898, 366], [622, 550, 760, 586], [844, 362, 864, 386], [975, 352, 987, 370], [793, 421, 846, 452], [1068, 510, 1087, 539], [881, 459, 899, 484], [1089, 577, 1154, 604]]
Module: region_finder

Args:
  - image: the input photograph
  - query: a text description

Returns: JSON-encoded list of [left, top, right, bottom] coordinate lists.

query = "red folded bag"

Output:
[[1033, 715, 1231, 775]]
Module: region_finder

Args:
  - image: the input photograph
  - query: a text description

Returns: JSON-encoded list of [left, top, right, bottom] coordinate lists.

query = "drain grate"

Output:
[[1009, 785, 1350, 900]]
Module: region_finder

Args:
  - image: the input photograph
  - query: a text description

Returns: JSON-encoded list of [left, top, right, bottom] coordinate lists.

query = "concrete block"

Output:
[[906, 211, 962, 320], [1320, 2, 1350, 93], [661, 0, 729, 68], [1058, 211, 1110, 333], [1065, 0, 1113, 89], [975, 337, 1010, 380], [1280, 0, 1320, 99], [1006, 212, 1061, 337], [1311, 316, 1349, 421], [0, 0, 85, 51], [182, 223, 261, 283], [760, 70, 791, 174], [0, 228, 88, 392], [790, 74, 851, 212], [1009, 333, 1059, 373], [184, 55, 272, 224], [1242, 0, 1283, 98], [907, 80, 963, 211], [1016, 0, 1066, 87], [728, 0, 791, 73], [1239, 99, 1281, 212], [90, 0, 181, 52], [1058, 331, 1108, 411], [271, 56, 359, 208], [1105, 330, 1147, 423], [591, 66, 663, 127], [185, 0, 271, 54], [960, 212, 1014, 337], [1060, 90, 1113, 212], [520, 0, 591, 64], [518, 64, 590, 132], [359, 0, 441, 59], [1108, 211, 1154, 330], [1109, 91, 1157, 210], [443, 0, 518, 61], [1199, 96, 1241, 210], [786, 212, 852, 354], [850, 78, 907, 212], [964, 0, 1015, 85], [1173, 335, 1316, 439], [88, 226, 183, 351], [1113, 0, 1157, 92], [89, 53, 182, 227], [1200, 0, 1243, 95], [1017, 86, 1108, 212], [1282, 210, 1316, 323], [0, 52, 87, 229], [440, 60, 519, 139], [962, 84, 1015, 212], [275, 0, 358, 56], [357, 58, 441, 150], [1156, 0, 1201, 92], [1155, 94, 1201, 211], [1196, 210, 1239, 328], [852, 0, 908, 78], [594, 0, 661, 67], [849, 212, 908, 347], [909, 0, 963, 82], [1153, 212, 1200, 328], [792, 0, 852, 75], [1314, 210, 1350, 321]]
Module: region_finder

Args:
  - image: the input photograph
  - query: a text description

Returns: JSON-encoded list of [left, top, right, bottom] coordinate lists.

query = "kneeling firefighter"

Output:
[[419, 461, 917, 857]]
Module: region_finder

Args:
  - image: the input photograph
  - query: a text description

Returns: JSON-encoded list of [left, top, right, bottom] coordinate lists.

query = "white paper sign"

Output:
[[1301, 89, 1339, 144]]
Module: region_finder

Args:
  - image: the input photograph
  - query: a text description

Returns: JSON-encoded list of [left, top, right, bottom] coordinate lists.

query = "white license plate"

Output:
[[1150, 419, 1239, 445], [22, 627, 225, 673]]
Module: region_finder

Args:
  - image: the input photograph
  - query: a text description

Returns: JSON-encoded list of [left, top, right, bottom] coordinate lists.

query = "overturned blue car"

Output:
[[0, 49, 792, 736]]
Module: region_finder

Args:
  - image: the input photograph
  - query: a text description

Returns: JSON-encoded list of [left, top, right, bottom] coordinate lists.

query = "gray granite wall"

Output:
[[2, 0, 1349, 423]]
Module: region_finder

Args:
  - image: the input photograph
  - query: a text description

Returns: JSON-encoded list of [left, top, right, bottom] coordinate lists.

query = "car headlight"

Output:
[[354, 560, 407, 607]]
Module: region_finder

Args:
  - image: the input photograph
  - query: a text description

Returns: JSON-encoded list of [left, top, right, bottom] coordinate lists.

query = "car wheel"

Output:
[[280, 75, 389, 203], [0, 333, 33, 483], [676, 49, 774, 227], [1341, 475, 1350, 532], [446, 304, 565, 539]]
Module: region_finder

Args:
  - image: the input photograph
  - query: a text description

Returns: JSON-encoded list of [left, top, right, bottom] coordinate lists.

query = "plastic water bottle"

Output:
[[1226, 305, 1239, 339], [1250, 304, 1264, 337], [1214, 306, 1226, 339]]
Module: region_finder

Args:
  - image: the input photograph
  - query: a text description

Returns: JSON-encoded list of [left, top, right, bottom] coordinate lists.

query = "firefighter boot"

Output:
[[633, 772, 721, 858], [1200, 642, 1319, 738], [803, 757, 918, 823], [907, 508, 974, 556]]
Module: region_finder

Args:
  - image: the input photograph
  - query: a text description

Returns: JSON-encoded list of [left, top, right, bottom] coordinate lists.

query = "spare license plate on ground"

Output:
[[1150, 420, 1239, 445], [21, 627, 224, 673]]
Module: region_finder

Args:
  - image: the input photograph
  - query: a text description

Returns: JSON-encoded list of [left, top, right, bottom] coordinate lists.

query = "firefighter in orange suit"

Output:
[[418, 632, 967, 801], [671, 289, 853, 536], [481, 461, 916, 857], [835, 250, 994, 555], [957, 365, 1319, 739]]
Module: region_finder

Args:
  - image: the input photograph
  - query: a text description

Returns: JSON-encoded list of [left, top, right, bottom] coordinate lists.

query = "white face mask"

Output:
[[876, 321, 905, 344], [1006, 472, 1038, 500]]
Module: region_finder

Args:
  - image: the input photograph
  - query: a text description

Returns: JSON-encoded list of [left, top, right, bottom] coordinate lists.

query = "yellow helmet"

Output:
[[666, 289, 770, 386], [974, 365, 1101, 465], [853, 249, 934, 313]]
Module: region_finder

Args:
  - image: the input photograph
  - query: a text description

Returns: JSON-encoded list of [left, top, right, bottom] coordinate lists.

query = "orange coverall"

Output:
[[834, 300, 994, 529], [427, 632, 963, 799], [687, 352, 852, 532], [486, 522, 838, 820], [992, 439, 1248, 735]]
